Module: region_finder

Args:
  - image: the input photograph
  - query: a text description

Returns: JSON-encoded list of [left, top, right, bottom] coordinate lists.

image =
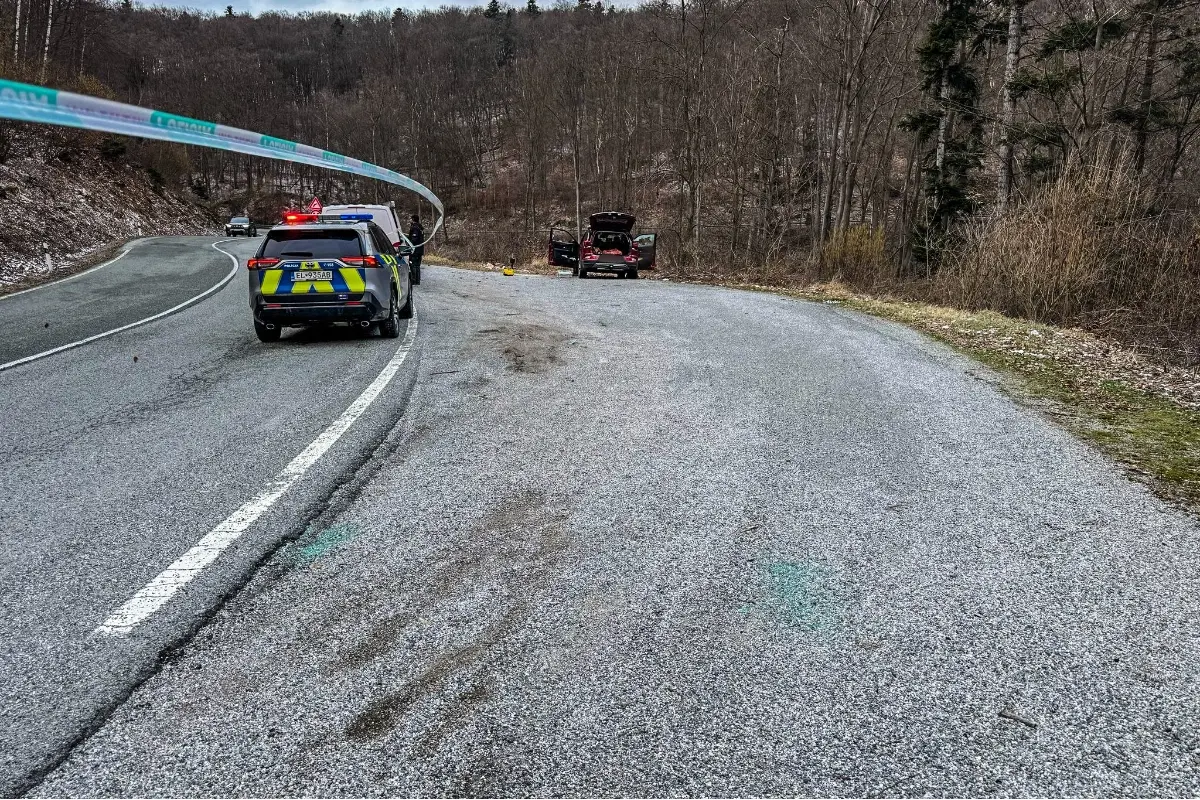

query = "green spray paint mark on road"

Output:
[[294, 523, 359, 564], [761, 561, 839, 631]]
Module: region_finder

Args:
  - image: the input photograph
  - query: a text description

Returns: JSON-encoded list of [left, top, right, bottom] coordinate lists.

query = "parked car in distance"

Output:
[[225, 216, 258, 237], [548, 212, 656, 279]]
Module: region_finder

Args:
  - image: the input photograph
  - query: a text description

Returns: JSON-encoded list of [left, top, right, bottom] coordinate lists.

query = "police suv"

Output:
[[247, 212, 412, 343]]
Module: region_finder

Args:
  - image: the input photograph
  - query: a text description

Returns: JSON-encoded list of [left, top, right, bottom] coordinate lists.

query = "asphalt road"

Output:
[[0, 237, 237, 367], [4, 238, 1200, 796]]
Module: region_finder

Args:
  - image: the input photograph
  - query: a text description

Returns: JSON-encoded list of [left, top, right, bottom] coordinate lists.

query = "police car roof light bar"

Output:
[[283, 212, 319, 224]]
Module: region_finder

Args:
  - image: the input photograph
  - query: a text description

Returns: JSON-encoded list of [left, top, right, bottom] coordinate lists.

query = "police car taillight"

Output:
[[247, 257, 279, 269], [341, 256, 378, 267]]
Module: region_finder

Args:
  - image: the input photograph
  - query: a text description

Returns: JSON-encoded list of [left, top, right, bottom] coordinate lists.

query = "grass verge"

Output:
[[747, 281, 1200, 510]]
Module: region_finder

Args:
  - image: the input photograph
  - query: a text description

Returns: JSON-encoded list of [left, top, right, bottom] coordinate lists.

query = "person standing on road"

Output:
[[408, 214, 425, 285]]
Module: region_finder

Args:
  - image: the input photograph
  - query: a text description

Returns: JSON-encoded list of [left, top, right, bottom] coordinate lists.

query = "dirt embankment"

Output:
[[0, 128, 213, 293]]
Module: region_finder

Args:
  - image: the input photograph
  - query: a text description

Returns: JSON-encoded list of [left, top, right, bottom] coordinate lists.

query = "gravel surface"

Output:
[[23, 263, 1200, 796], [0, 237, 419, 794]]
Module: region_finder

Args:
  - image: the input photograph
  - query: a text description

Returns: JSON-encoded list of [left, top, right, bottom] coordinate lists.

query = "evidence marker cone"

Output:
[[503, 256, 515, 277]]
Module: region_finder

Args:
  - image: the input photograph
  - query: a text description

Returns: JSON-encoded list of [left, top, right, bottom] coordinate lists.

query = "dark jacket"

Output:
[[408, 222, 425, 257]]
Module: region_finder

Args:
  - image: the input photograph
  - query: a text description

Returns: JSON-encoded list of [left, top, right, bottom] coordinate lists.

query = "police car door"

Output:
[[369, 223, 408, 295]]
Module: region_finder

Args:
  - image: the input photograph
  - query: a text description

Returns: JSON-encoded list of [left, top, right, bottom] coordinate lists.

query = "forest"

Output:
[[3, 0, 1200, 357]]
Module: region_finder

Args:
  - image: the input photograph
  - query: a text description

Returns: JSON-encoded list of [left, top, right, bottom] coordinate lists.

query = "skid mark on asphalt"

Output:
[[341, 489, 569, 754], [470, 323, 569, 374], [80, 337, 265, 431]]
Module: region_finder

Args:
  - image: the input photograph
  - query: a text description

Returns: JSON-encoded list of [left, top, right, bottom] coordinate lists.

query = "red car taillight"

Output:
[[247, 257, 279, 269], [581, 242, 598, 261], [341, 255, 378, 267]]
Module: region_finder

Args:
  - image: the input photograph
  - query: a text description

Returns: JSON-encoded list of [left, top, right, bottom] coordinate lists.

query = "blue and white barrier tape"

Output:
[[0, 79, 443, 245]]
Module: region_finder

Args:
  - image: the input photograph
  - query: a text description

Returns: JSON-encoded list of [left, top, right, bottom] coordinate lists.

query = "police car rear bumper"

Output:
[[254, 293, 385, 325]]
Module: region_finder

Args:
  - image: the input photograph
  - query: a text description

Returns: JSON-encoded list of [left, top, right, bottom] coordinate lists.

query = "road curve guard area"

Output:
[[0, 79, 443, 246]]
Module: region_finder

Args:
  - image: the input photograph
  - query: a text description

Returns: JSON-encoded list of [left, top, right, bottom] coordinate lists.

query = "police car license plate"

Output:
[[292, 270, 333, 281]]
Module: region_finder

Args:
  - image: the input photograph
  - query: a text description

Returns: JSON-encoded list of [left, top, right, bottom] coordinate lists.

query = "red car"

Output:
[[548, 212, 657, 279]]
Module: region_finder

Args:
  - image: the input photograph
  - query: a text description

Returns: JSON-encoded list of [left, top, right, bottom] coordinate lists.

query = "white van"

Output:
[[321, 203, 417, 279], [322, 203, 402, 244]]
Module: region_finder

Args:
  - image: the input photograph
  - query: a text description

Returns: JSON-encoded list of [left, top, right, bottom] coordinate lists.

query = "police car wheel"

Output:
[[398, 288, 414, 320], [254, 319, 280, 342], [380, 290, 401, 339]]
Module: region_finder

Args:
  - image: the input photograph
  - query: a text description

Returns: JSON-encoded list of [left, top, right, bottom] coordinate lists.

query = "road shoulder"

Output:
[[737, 281, 1200, 513]]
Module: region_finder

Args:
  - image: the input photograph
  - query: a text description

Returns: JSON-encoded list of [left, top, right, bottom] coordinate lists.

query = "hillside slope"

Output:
[[0, 127, 213, 293]]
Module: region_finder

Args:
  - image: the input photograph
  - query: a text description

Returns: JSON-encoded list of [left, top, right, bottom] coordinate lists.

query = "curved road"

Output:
[[2, 238, 1199, 796]]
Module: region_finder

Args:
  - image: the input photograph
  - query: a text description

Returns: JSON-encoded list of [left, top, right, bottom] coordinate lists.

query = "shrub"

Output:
[[814, 225, 887, 287], [98, 137, 127, 161], [936, 164, 1200, 359], [145, 166, 165, 195]]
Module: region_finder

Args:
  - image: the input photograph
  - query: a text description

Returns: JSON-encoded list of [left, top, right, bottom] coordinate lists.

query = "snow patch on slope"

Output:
[[0, 129, 212, 291]]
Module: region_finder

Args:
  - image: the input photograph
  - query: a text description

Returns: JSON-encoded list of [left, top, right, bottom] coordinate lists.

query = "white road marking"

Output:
[[96, 317, 420, 636], [0, 240, 239, 373], [0, 239, 144, 301]]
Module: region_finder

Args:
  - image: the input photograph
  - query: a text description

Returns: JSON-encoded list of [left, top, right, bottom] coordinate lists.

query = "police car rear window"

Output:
[[262, 230, 363, 259]]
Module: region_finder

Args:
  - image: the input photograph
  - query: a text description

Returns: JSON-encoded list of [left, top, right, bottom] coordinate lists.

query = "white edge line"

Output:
[[0, 240, 240, 373], [0, 238, 146, 301], [96, 317, 420, 636]]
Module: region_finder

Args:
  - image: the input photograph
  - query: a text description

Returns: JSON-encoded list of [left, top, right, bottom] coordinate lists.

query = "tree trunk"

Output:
[[997, 0, 1022, 211], [13, 0, 22, 64], [40, 0, 54, 83], [572, 111, 582, 246], [1133, 1, 1160, 175]]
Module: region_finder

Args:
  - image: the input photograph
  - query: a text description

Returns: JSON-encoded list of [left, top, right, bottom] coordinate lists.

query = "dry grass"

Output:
[[813, 225, 889, 287], [934, 166, 1200, 361], [428, 229, 549, 268]]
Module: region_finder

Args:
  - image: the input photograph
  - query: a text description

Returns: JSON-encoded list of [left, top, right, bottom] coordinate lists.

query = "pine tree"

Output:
[[525, 0, 540, 14], [484, 0, 502, 19], [902, 0, 989, 264]]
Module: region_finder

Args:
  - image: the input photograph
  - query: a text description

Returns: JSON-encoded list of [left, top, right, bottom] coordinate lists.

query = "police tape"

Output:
[[0, 78, 443, 246]]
